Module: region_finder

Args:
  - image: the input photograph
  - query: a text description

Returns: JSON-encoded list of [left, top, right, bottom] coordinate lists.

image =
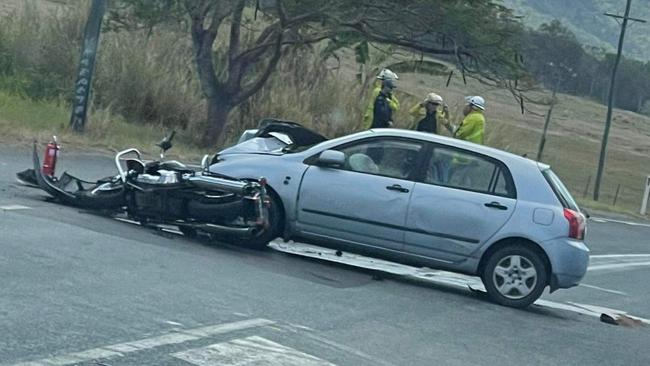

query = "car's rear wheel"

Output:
[[238, 193, 283, 250], [481, 245, 548, 308]]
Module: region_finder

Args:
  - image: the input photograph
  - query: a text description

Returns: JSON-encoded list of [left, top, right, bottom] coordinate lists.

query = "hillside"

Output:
[[503, 0, 650, 60], [1, 0, 650, 214]]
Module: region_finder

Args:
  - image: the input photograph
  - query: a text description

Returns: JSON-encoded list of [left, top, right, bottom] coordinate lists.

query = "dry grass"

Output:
[[0, 92, 206, 161], [1, 1, 649, 216]]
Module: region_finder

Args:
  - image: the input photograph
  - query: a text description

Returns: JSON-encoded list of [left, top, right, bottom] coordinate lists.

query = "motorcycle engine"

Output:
[[135, 169, 179, 185]]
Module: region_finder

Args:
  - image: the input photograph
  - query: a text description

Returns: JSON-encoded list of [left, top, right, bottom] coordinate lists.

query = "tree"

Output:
[[110, 0, 527, 144]]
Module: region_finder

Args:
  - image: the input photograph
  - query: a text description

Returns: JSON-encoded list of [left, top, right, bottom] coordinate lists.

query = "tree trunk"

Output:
[[204, 97, 233, 146]]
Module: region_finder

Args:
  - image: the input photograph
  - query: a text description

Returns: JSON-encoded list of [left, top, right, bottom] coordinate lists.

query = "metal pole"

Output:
[[537, 81, 558, 161], [69, 0, 107, 132], [594, 0, 641, 200], [641, 175, 650, 215]]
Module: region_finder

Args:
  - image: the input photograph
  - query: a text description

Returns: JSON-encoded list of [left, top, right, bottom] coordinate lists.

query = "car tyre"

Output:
[[238, 193, 283, 250], [481, 244, 548, 308]]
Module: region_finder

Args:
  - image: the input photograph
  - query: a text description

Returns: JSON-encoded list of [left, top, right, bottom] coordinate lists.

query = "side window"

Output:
[[423, 145, 515, 198], [334, 138, 423, 180]]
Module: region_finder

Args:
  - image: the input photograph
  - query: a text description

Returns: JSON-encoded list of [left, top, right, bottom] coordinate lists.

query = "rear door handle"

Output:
[[484, 201, 508, 210], [386, 184, 409, 193]]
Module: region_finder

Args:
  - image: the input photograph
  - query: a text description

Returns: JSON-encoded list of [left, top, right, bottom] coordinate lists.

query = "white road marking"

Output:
[[591, 254, 650, 259], [161, 228, 184, 235], [113, 217, 141, 225], [588, 261, 650, 271], [0, 204, 30, 210], [590, 217, 650, 228], [278, 324, 395, 366], [181, 318, 275, 338], [270, 240, 650, 325], [164, 320, 184, 326], [173, 336, 336, 366], [269, 240, 485, 290], [578, 284, 628, 296], [8, 318, 274, 366]]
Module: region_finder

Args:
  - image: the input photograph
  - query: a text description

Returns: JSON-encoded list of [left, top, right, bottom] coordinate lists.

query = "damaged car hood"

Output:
[[220, 119, 327, 156]]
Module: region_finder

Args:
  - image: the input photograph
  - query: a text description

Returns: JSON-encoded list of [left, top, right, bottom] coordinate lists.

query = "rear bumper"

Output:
[[540, 238, 590, 291]]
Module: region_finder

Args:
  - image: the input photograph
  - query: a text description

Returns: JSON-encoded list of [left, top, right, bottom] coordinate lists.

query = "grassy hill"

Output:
[[503, 0, 650, 60], [1, 0, 650, 216]]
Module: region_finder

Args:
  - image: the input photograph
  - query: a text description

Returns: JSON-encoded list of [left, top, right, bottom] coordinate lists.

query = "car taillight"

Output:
[[563, 208, 586, 240]]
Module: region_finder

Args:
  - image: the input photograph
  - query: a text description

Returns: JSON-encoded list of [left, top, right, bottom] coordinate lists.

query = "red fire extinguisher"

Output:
[[42, 136, 60, 177]]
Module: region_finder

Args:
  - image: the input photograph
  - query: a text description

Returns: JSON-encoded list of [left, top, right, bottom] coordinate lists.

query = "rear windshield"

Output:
[[542, 169, 580, 211]]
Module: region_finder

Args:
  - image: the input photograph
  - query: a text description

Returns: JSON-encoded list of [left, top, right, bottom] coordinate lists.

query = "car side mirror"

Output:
[[317, 150, 345, 167], [201, 154, 210, 173]]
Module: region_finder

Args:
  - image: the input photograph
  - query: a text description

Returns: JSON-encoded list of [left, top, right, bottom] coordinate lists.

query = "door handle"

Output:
[[386, 184, 409, 193], [484, 201, 508, 210]]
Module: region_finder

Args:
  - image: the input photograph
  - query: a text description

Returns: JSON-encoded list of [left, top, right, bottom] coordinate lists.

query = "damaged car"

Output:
[[209, 120, 590, 308]]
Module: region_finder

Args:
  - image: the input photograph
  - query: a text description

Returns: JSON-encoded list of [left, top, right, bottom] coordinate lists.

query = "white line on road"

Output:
[[590, 254, 650, 259], [278, 324, 396, 366], [590, 217, 650, 228], [173, 336, 336, 366], [578, 283, 628, 296], [270, 241, 650, 325], [113, 217, 141, 225], [0, 204, 30, 210], [7, 318, 274, 366], [164, 320, 184, 326], [588, 261, 650, 271]]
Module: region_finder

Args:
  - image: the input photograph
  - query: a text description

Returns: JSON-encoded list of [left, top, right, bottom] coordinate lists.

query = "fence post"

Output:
[[641, 175, 650, 215], [583, 175, 592, 199], [613, 184, 621, 206]]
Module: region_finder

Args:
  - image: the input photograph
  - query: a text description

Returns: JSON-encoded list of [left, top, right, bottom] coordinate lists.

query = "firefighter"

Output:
[[454, 95, 486, 144], [362, 68, 400, 129], [371, 79, 397, 128], [408, 92, 450, 134]]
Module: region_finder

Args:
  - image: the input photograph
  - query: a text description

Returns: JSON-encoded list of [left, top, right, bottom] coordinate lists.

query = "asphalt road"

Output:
[[1, 144, 650, 366]]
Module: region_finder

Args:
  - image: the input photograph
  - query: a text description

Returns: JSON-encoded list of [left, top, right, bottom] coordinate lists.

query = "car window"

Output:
[[542, 169, 579, 211], [334, 138, 424, 180], [423, 144, 516, 198]]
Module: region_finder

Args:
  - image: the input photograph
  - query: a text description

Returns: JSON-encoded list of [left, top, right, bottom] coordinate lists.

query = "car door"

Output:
[[404, 143, 517, 263], [296, 137, 425, 252]]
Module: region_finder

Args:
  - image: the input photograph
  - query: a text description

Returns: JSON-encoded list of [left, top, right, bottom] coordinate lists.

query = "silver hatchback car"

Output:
[[210, 124, 589, 308]]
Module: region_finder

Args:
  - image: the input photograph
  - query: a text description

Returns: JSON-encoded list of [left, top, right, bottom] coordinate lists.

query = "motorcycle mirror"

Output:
[[201, 154, 210, 173], [156, 131, 176, 152]]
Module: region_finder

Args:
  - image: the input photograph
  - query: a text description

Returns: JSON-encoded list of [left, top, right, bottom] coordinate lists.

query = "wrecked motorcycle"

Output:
[[22, 132, 271, 248]]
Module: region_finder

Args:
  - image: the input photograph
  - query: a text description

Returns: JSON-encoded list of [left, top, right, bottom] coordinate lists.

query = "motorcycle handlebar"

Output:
[[115, 148, 142, 182]]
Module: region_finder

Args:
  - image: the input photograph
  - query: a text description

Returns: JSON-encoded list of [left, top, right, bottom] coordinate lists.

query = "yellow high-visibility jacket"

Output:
[[455, 111, 485, 144], [362, 81, 399, 129], [408, 104, 450, 132]]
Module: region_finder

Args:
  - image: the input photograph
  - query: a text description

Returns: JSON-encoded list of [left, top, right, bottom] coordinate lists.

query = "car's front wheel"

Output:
[[482, 245, 548, 308]]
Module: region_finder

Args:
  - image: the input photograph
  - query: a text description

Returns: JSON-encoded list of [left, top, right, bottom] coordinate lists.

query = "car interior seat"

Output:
[[348, 153, 379, 174]]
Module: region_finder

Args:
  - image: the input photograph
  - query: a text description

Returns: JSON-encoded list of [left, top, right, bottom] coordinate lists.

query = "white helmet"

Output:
[[377, 68, 399, 81], [424, 93, 443, 104], [465, 95, 485, 110]]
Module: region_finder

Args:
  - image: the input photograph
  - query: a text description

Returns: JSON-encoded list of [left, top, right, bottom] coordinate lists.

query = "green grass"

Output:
[[0, 92, 206, 162]]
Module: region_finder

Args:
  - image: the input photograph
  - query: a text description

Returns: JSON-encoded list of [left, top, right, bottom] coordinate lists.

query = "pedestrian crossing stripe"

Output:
[[173, 336, 336, 366]]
